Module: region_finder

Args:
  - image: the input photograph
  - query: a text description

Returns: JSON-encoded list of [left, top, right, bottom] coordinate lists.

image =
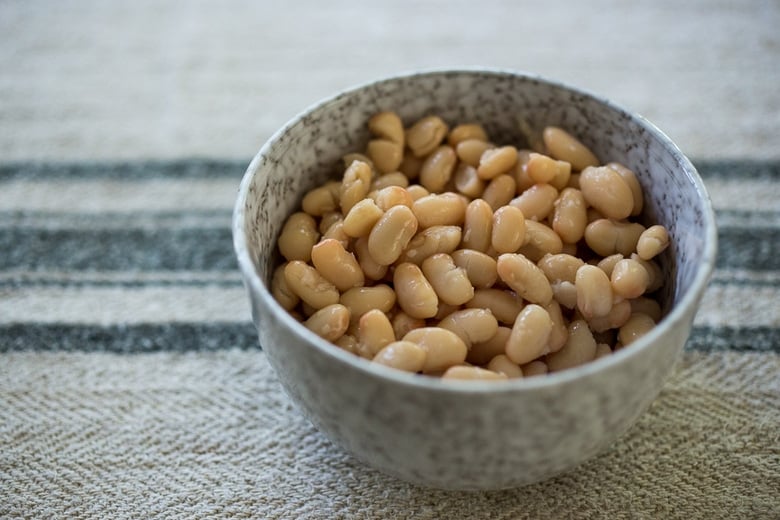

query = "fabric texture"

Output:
[[1, 1, 779, 518]]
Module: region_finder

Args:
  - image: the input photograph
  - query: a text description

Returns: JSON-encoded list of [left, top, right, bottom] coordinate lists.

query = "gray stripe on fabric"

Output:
[[0, 324, 777, 353], [0, 159, 249, 181]]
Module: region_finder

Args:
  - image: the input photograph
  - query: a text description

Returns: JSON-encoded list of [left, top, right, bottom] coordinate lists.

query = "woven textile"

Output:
[[1, 1, 779, 518]]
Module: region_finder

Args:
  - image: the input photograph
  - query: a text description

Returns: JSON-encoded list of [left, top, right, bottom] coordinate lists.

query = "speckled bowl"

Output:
[[233, 69, 717, 490]]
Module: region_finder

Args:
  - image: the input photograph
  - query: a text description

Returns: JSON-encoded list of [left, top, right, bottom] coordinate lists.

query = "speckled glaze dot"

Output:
[[233, 69, 717, 490]]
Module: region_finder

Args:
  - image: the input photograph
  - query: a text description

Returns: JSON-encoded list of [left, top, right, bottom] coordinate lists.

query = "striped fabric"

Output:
[[1, 159, 778, 518]]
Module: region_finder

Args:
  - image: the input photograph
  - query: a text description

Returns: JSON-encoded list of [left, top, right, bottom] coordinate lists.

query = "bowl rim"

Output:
[[233, 67, 718, 394]]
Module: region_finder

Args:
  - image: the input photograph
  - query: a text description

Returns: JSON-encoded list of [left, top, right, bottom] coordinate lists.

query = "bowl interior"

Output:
[[236, 69, 715, 377]]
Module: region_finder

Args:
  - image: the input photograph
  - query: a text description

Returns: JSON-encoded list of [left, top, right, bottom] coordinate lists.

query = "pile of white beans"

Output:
[[272, 112, 670, 380]]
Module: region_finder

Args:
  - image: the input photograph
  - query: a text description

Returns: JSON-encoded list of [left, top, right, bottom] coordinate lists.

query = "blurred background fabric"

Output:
[[1, 1, 778, 518]]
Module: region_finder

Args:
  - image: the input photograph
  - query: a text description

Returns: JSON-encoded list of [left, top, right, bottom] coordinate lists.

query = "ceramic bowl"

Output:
[[232, 69, 717, 490]]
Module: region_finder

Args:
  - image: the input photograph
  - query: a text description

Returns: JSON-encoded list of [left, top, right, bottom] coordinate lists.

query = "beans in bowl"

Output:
[[272, 111, 670, 380]]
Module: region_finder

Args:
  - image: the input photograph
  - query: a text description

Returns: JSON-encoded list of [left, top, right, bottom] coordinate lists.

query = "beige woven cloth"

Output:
[[1, 1, 779, 518]]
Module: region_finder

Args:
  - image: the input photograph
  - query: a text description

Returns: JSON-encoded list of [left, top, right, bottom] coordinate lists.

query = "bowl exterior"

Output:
[[234, 70, 716, 490]]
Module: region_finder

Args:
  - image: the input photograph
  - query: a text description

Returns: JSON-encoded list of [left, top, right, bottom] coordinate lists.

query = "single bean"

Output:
[[403, 327, 468, 373], [406, 116, 449, 157], [342, 199, 383, 238], [510, 184, 558, 221], [542, 127, 600, 171], [442, 366, 507, 381], [506, 304, 553, 365], [467, 326, 511, 365], [368, 111, 404, 146], [629, 297, 663, 322], [636, 225, 670, 260], [353, 235, 388, 280], [551, 280, 578, 309], [304, 303, 351, 342], [340, 285, 396, 321], [322, 220, 350, 249], [596, 253, 624, 278], [538, 253, 584, 284], [311, 239, 364, 291], [373, 341, 426, 372], [374, 185, 413, 211], [278, 212, 319, 262], [456, 139, 493, 167], [606, 162, 644, 216], [284, 260, 340, 310], [372, 172, 409, 191], [526, 152, 559, 183], [618, 313, 656, 346], [587, 299, 632, 332], [453, 162, 485, 198], [399, 153, 423, 180], [524, 220, 564, 256], [340, 160, 373, 214], [545, 319, 598, 371], [412, 193, 467, 228], [343, 153, 374, 172], [318, 212, 342, 235], [611, 258, 650, 299], [421, 253, 475, 306], [465, 288, 524, 324], [367, 139, 403, 174], [496, 253, 553, 305], [579, 166, 634, 220], [438, 308, 498, 348], [549, 160, 572, 191], [447, 123, 488, 146], [545, 300, 568, 353], [419, 145, 458, 193], [394, 262, 439, 319], [391, 311, 426, 340], [399, 225, 462, 265], [492, 205, 526, 254], [630, 253, 663, 292], [487, 354, 523, 378], [405, 184, 429, 200], [302, 185, 338, 217], [477, 145, 518, 180], [357, 309, 396, 358], [521, 360, 548, 377], [513, 150, 536, 192], [584, 219, 645, 257], [482, 174, 517, 211], [368, 205, 418, 265], [575, 264, 613, 319], [271, 264, 300, 311], [552, 187, 587, 243], [462, 199, 493, 252], [451, 249, 498, 289]]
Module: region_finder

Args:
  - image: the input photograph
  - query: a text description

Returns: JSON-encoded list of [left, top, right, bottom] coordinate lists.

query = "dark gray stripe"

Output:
[[687, 326, 780, 353], [0, 228, 236, 271], [0, 159, 777, 181], [0, 159, 249, 181], [0, 324, 776, 353], [692, 159, 780, 180], [0, 278, 243, 289], [2, 226, 777, 271], [0, 323, 260, 353], [715, 227, 780, 270]]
